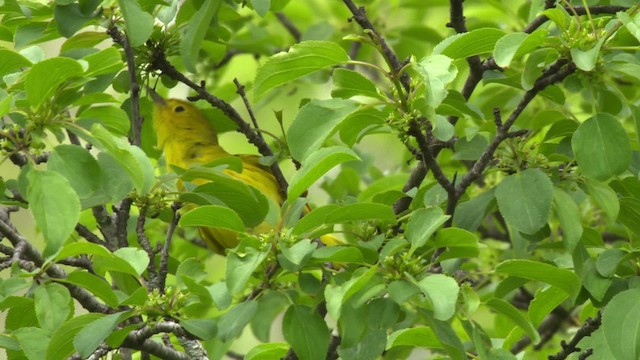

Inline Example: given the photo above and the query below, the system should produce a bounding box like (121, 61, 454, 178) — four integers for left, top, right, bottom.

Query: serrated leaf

(287, 146, 360, 202)
(254, 41, 349, 100)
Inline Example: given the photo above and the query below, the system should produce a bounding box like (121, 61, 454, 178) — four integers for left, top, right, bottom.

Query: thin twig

(75, 223, 106, 246)
(107, 27, 144, 146)
(136, 206, 158, 288)
(524, 6, 628, 34)
(547, 311, 602, 360)
(275, 12, 302, 42)
(115, 198, 133, 249)
(158, 202, 181, 293)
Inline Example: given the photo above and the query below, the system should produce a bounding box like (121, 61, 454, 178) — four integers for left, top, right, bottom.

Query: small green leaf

(180, 319, 217, 341)
(278, 239, 317, 272)
(74, 312, 128, 358)
(434, 28, 506, 59)
(572, 113, 631, 181)
(27, 170, 81, 257)
(226, 238, 270, 294)
(180, 0, 222, 72)
(496, 260, 581, 298)
(246, 343, 289, 360)
(114, 248, 150, 276)
(180, 205, 245, 232)
(117, 0, 154, 47)
(529, 286, 568, 327)
(618, 11, 640, 42)
(414, 54, 458, 113)
(406, 207, 449, 254)
(282, 305, 330, 360)
(452, 188, 495, 231)
(331, 68, 385, 100)
(596, 249, 627, 278)
(325, 266, 378, 319)
(292, 204, 340, 235)
(493, 30, 547, 67)
(254, 41, 350, 100)
(486, 298, 540, 344)
(54, 242, 112, 261)
(0, 49, 32, 77)
(34, 283, 71, 333)
(552, 189, 583, 252)
(25, 57, 84, 109)
(78, 105, 130, 136)
(495, 168, 553, 235)
(217, 301, 258, 341)
(571, 36, 606, 72)
(312, 246, 364, 263)
(324, 203, 396, 225)
(602, 288, 640, 360)
(287, 98, 358, 161)
(585, 179, 619, 220)
(418, 274, 459, 321)
(287, 146, 360, 202)
(249, 0, 270, 16)
(386, 326, 441, 350)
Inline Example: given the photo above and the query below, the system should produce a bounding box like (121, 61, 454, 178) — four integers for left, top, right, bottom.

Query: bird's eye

(174, 106, 185, 113)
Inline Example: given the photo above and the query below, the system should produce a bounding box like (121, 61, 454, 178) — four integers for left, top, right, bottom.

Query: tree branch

(275, 12, 302, 42)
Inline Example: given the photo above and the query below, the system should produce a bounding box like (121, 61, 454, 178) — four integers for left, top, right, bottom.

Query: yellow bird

(150, 89, 338, 253)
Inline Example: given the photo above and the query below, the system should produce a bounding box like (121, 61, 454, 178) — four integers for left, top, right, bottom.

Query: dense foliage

(1, 0, 640, 359)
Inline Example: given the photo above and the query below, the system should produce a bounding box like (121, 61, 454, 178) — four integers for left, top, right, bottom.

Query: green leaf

(496, 260, 581, 298)
(25, 57, 84, 109)
(217, 301, 258, 341)
(0, 49, 32, 77)
(571, 36, 606, 72)
(618, 197, 640, 236)
(596, 249, 627, 278)
(254, 41, 350, 100)
(180, 0, 222, 72)
(324, 203, 396, 225)
(117, 0, 154, 47)
(54, 1, 100, 38)
(312, 246, 364, 263)
(27, 170, 81, 257)
(249, 0, 270, 16)
(331, 68, 385, 100)
(226, 238, 270, 294)
(619, 11, 640, 42)
(34, 283, 71, 333)
(83, 47, 124, 77)
(179, 205, 245, 232)
(386, 326, 441, 349)
(78, 105, 130, 136)
(246, 343, 289, 360)
(15, 327, 50, 360)
(287, 98, 358, 161)
(434, 28, 506, 59)
(421, 311, 466, 360)
(59, 271, 119, 308)
(572, 113, 631, 181)
(406, 207, 449, 254)
(452, 188, 495, 231)
(602, 288, 640, 360)
(493, 29, 547, 67)
(282, 305, 330, 360)
(278, 239, 317, 272)
(414, 54, 458, 113)
(585, 179, 619, 220)
(418, 274, 459, 321)
(528, 286, 568, 327)
(325, 266, 378, 319)
(114, 248, 150, 276)
(251, 291, 288, 342)
(287, 146, 360, 202)
(580, 259, 611, 302)
(48, 144, 101, 199)
(180, 319, 217, 341)
(54, 242, 112, 261)
(434, 227, 479, 260)
(292, 204, 340, 235)
(552, 189, 582, 252)
(486, 298, 540, 344)
(74, 312, 128, 358)
(46, 314, 103, 360)
(495, 168, 553, 235)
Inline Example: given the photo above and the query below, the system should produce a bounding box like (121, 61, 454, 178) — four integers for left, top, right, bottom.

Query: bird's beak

(147, 86, 167, 106)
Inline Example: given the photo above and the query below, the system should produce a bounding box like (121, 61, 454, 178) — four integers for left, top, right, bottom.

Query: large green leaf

(572, 113, 631, 181)
(602, 289, 640, 360)
(25, 57, 84, 109)
(406, 207, 449, 254)
(117, 0, 154, 47)
(496, 260, 581, 298)
(34, 283, 71, 333)
(254, 41, 350, 100)
(27, 170, 81, 257)
(287, 98, 358, 161)
(179, 205, 245, 232)
(48, 145, 101, 199)
(495, 168, 553, 235)
(282, 305, 330, 360)
(418, 274, 459, 321)
(434, 28, 505, 59)
(486, 298, 540, 344)
(552, 189, 582, 252)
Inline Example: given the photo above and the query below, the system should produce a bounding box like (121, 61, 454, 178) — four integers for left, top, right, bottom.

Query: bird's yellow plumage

(150, 90, 338, 253)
